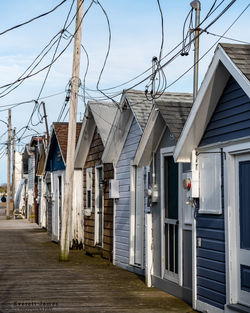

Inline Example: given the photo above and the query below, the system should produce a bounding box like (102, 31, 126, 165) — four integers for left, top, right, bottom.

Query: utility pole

(12, 128, 16, 205)
(190, 0, 201, 100)
(60, 0, 83, 261)
(6, 109, 11, 219)
(41, 101, 50, 147)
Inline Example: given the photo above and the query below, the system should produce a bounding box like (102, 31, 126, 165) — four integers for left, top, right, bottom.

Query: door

(58, 176, 62, 239)
(134, 166, 144, 266)
(46, 180, 52, 235)
(236, 154, 250, 306)
(163, 156, 179, 282)
(130, 165, 144, 267)
(95, 166, 104, 247)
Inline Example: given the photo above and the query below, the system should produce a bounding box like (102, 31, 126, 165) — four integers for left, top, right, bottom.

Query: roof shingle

(53, 122, 82, 163)
(155, 92, 193, 141)
(220, 43, 250, 82)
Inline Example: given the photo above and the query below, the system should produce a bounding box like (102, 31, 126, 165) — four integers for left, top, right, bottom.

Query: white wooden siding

(115, 118, 145, 273)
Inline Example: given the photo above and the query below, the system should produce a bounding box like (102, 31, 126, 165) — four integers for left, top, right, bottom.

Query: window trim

(197, 149, 222, 215)
(86, 167, 92, 212)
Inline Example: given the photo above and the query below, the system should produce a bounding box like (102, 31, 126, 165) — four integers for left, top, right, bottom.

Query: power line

(36, 0, 76, 100)
(165, 2, 250, 91)
(95, 1, 119, 107)
(0, 0, 68, 36)
(204, 30, 250, 44)
(0, 0, 94, 94)
(83, 0, 247, 113)
(156, 0, 164, 62)
(15, 0, 96, 143)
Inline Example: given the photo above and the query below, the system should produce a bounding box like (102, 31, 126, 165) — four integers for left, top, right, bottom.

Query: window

(199, 153, 222, 214)
(86, 168, 92, 210)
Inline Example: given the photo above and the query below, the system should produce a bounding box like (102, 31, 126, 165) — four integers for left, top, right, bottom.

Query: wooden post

(12, 128, 16, 206)
(60, 0, 83, 261)
(41, 101, 50, 147)
(6, 109, 11, 219)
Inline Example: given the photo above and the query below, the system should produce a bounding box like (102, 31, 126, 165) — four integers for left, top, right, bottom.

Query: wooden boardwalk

(0, 218, 195, 313)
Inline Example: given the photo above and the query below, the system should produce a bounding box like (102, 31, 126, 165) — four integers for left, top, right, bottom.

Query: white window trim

(197, 148, 222, 215)
(160, 146, 183, 286)
(86, 167, 92, 212)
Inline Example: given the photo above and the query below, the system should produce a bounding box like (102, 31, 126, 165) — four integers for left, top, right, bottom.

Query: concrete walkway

(0, 218, 196, 313)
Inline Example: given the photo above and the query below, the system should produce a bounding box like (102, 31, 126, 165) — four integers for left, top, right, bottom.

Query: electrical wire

(204, 30, 250, 44)
(156, 0, 164, 62)
(36, 0, 76, 101)
(0, 0, 94, 93)
(125, 0, 238, 93)
(0, 0, 67, 36)
(165, 2, 250, 91)
(94, 1, 120, 107)
(15, 0, 95, 143)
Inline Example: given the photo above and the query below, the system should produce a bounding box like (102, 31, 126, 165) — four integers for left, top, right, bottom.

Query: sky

(0, 0, 249, 184)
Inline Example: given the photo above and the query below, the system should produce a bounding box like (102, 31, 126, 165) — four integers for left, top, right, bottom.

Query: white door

(95, 166, 104, 247)
(130, 165, 144, 267)
(236, 154, 250, 306)
(134, 166, 144, 266)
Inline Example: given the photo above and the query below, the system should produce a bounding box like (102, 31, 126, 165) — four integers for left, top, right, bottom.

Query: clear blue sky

(0, 0, 249, 184)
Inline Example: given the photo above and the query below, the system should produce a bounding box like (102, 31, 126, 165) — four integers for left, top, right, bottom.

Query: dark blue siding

(197, 214, 226, 309)
(200, 76, 250, 146)
(46, 139, 65, 172)
(196, 153, 225, 309)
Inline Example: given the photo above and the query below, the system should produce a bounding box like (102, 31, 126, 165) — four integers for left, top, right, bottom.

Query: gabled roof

(74, 101, 117, 169)
(102, 89, 154, 165)
(220, 43, 250, 82)
(53, 122, 82, 164)
(156, 93, 193, 141)
(123, 89, 153, 131)
(174, 43, 250, 163)
(44, 122, 82, 173)
(133, 93, 193, 166)
(88, 101, 117, 146)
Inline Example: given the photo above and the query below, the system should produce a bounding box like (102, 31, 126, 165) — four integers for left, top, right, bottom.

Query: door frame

(160, 146, 183, 285)
(224, 141, 250, 306)
(94, 165, 104, 247)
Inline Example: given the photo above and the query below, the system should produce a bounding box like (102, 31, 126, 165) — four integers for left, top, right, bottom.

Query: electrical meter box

(182, 172, 193, 226)
(109, 179, 119, 199)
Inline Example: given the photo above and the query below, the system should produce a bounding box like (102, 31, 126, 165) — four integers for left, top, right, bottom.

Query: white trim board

(102, 108, 134, 166)
(133, 108, 166, 167)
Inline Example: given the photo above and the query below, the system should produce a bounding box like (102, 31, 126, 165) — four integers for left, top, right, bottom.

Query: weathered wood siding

(115, 117, 144, 274)
(83, 128, 114, 259)
(200, 76, 250, 146)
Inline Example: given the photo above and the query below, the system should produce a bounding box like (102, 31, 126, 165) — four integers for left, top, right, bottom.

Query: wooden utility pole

(190, 0, 201, 100)
(6, 109, 11, 219)
(60, 0, 83, 261)
(41, 101, 50, 147)
(12, 128, 16, 205)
